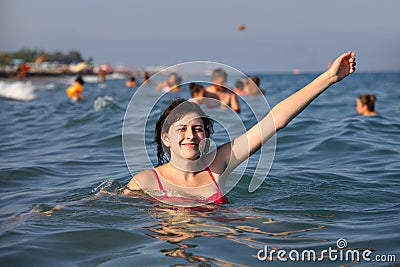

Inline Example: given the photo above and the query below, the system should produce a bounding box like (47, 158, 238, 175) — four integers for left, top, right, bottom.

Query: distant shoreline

(0, 70, 94, 79)
(0, 69, 145, 81)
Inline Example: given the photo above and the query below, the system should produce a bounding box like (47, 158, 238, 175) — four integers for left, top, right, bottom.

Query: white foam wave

(82, 73, 127, 83)
(81, 75, 100, 83)
(93, 96, 115, 111)
(41, 82, 56, 90)
(107, 73, 127, 80)
(0, 81, 36, 101)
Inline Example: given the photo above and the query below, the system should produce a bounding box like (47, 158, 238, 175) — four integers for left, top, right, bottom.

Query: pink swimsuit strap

(152, 169, 164, 191)
(204, 166, 223, 193)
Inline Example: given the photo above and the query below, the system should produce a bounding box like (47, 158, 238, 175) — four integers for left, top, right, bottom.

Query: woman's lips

(181, 143, 198, 148)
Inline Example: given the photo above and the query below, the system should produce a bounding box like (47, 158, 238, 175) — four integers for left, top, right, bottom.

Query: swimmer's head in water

(189, 83, 205, 98)
(155, 98, 214, 166)
(167, 72, 179, 85)
(357, 94, 376, 113)
(211, 68, 227, 87)
(75, 76, 85, 85)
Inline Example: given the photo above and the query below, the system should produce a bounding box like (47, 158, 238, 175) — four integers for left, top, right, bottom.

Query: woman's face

(164, 112, 206, 161)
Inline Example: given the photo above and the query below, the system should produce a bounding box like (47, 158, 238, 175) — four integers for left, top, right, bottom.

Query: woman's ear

(161, 133, 170, 148)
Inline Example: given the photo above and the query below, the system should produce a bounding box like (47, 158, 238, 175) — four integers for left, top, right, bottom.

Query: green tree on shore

(0, 49, 88, 65)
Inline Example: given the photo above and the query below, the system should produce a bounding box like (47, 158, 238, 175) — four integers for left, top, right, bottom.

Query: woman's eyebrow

(175, 123, 203, 127)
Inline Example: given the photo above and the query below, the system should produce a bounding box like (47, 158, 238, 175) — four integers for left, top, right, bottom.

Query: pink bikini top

(152, 168, 229, 204)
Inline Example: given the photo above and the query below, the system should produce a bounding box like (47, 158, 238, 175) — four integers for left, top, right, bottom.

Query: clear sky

(1, 0, 399, 73)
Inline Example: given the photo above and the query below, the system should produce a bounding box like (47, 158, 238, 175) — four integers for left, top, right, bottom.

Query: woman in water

(124, 51, 356, 204)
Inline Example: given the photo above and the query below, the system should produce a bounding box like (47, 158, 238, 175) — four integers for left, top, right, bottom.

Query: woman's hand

(326, 51, 356, 83)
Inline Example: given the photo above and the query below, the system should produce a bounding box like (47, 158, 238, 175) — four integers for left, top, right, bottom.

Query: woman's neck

(164, 161, 201, 181)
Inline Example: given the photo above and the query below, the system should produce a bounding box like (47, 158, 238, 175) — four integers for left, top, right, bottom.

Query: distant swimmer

(204, 68, 240, 113)
(234, 76, 264, 96)
(66, 76, 85, 101)
(189, 82, 221, 109)
(356, 94, 377, 116)
(98, 69, 106, 83)
(16, 64, 30, 80)
(247, 76, 264, 95)
(125, 75, 137, 88)
(189, 83, 205, 99)
(233, 79, 246, 96)
(143, 71, 151, 84)
(156, 72, 182, 92)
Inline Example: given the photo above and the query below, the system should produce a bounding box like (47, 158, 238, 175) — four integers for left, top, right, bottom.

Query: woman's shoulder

(135, 169, 155, 177)
(125, 169, 156, 191)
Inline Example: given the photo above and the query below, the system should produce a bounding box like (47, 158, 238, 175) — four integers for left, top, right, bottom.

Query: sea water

(0, 72, 399, 266)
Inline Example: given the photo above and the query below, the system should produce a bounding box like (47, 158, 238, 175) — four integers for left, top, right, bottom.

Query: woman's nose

(185, 128, 195, 139)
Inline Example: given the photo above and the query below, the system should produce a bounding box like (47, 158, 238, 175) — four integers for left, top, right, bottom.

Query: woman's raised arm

(218, 51, 356, 171)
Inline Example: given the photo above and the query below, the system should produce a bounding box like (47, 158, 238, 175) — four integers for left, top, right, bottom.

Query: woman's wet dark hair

(155, 98, 214, 166)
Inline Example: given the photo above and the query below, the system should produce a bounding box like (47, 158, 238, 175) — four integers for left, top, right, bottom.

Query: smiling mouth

(181, 143, 198, 148)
